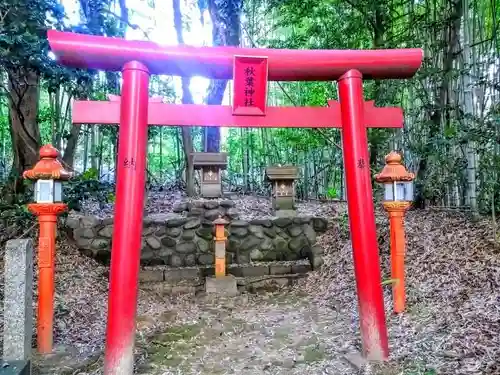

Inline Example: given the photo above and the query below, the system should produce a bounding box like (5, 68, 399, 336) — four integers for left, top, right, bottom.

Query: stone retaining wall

(172, 199, 240, 221)
(65, 213, 328, 268)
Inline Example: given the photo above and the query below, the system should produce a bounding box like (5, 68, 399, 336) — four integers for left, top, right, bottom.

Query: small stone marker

(0, 361, 30, 375)
(205, 275, 238, 296)
(2, 239, 33, 374)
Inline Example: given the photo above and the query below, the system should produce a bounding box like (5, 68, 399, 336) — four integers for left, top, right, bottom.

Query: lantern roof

(23, 145, 73, 181)
(375, 151, 415, 183)
(213, 215, 228, 225)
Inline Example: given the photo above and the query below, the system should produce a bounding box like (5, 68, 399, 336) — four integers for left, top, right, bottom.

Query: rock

(184, 218, 201, 230)
(142, 227, 155, 236)
(203, 200, 219, 210)
(161, 236, 177, 248)
(309, 253, 324, 270)
(188, 207, 205, 216)
(226, 208, 240, 219)
(184, 254, 196, 267)
(235, 253, 250, 264)
(166, 227, 182, 237)
(159, 248, 174, 258)
(230, 226, 248, 237)
(181, 230, 195, 240)
(259, 238, 273, 251)
(263, 226, 277, 238)
(81, 216, 101, 228)
(166, 217, 188, 227)
(97, 225, 113, 238)
(176, 241, 196, 254)
(145, 213, 176, 224)
(293, 216, 311, 224)
(198, 254, 214, 265)
(249, 225, 265, 239)
(204, 209, 224, 221)
(227, 238, 240, 252)
(287, 225, 303, 237)
(173, 202, 188, 213)
(191, 200, 206, 208)
(250, 219, 273, 228)
(102, 217, 114, 225)
(196, 227, 213, 240)
(140, 248, 154, 261)
(275, 227, 289, 237)
(65, 216, 80, 229)
(220, 200, 235, 208)
(200, 219, 213, 227)
(155, 227, 167, 237)
(289, 236, 308, 252)
(303, 224, 316, 244)
(240, 236, 262, 251)
(250, 249, 264, 261)
(146, 236, 161, 250)
(231, 220, 249, 227)
(312, 217, 328, 232)
(91, 238, 110, 250)
(169, 255, 183, 267)
(75, 228, 95, 239)
(75, 237, 92, 249)
(274, 217, 292, 228)
(272, 237, 288, 252)
(196, 238, 210, 253)
(311, 246, 324, 255)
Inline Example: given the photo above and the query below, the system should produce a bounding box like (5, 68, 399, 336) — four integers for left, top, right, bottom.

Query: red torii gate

(47, 30, 422, 374)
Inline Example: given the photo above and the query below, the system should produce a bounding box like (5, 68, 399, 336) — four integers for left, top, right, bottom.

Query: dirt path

(136, 291, 361, 375)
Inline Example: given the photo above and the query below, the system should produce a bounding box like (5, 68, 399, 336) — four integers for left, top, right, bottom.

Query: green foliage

(326, 187, 337, 199)
(63, 172, 114, 211)
(81, 167, 99, 181)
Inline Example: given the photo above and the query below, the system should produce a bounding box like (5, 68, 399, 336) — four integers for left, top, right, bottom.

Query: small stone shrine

(191, 152, 228, 198)
(265, 165, 299, 217)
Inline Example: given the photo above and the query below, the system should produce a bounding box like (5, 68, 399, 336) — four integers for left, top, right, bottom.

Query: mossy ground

(135, 292, 354, 375)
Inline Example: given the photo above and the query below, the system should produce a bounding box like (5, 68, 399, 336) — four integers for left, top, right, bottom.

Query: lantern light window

(383, 181, 414, 202)
(34, 179, 63, 203)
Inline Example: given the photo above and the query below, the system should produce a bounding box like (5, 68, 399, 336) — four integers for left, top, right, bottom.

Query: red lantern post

(375, 152, 415, 313)
(23, 145, 71, 354)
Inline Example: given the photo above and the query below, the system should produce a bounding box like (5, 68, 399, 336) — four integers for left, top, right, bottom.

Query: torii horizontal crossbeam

(72, 100, 403, 128)
(47, 30, 423, 81)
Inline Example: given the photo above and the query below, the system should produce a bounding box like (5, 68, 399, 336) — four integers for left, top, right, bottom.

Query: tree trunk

(415, 0, 463, 208)
(462, 0, 478, 214)
(203, 0, 244, 152)
(62, 123, 80, 167)
(7, 66, 41, 194)
(173, 0, 195, 196)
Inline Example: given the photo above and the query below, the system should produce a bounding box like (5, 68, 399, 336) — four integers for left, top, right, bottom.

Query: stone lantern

(375, 151, 415, 314)
(265, 165, 299, 217)
(191, 152, 228, 198)
(23, 145, 72, 354)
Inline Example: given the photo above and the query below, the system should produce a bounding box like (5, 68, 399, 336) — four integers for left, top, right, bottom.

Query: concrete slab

(205, 275, 238, 296)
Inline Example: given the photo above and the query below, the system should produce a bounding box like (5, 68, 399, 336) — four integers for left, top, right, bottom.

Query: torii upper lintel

(47, 30, 422, 81)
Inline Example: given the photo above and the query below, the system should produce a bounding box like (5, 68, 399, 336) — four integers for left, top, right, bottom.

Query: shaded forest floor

(1, 194, 499, 374)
